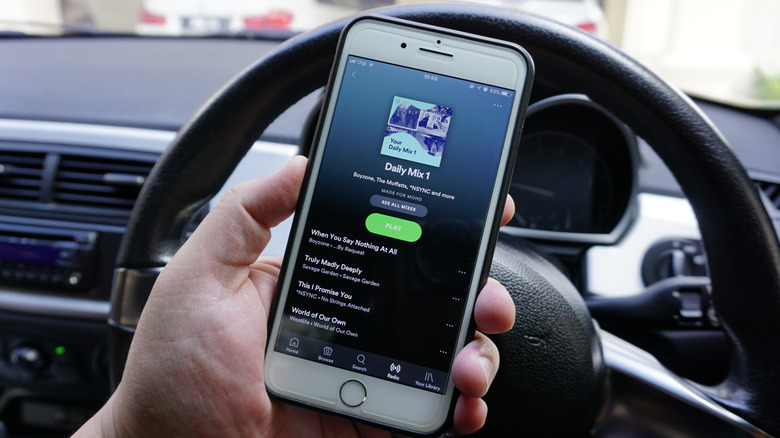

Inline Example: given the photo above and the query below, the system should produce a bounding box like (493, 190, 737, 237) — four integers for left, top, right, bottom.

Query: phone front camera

(401, 42, 407, 49)
(436, 40, 441, 45)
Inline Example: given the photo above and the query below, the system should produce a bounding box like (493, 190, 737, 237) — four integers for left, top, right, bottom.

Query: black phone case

(266, 14, 535, 436)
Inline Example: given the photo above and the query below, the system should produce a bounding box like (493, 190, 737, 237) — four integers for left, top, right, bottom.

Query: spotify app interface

(275, 56, 516, 394)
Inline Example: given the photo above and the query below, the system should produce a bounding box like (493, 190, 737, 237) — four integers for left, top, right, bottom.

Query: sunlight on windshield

(2, 0, 779, 109)
(608, 0, 780, 109)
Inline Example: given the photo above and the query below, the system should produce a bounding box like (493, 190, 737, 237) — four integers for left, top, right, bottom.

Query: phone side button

(340, 380, 367, 407)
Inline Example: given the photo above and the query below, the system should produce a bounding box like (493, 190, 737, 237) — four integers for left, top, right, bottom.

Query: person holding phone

(263, 17, 531, 434)
(74, 155, 517, 437)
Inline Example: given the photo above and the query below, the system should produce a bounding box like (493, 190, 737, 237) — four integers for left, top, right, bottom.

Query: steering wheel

(108, 4, 780, 436)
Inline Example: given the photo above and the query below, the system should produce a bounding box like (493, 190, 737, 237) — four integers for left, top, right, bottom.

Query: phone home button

(340, 380, 367, 407)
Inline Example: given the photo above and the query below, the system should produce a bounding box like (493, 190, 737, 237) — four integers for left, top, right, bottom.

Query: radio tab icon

(389, 363, 402, 374)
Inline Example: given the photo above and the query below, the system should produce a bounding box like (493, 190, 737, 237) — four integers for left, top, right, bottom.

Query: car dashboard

(1, 36, 779, 436)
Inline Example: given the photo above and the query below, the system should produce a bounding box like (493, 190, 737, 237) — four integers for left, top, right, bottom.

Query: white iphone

(265, 16, 533, 435)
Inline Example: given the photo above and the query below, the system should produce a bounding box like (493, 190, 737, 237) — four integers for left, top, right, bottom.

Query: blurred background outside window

(2, 0, 779, 109)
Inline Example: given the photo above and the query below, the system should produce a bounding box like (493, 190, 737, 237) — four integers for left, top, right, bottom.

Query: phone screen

(274, 55, 516, 394)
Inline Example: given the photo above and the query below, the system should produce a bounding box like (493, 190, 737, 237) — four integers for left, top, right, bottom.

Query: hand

(75, 156, 516, 437)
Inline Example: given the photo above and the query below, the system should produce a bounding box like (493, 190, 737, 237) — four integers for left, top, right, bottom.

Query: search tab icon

(357, 354, 366, 364)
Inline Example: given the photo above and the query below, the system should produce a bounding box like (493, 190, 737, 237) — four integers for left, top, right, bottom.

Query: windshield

(2, 0, 779, 109)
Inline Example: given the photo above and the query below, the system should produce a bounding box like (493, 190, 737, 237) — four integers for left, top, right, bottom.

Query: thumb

(171, 155, 307, 290)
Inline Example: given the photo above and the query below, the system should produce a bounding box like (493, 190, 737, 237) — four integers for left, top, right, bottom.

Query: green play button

(365, 213, 422, 242)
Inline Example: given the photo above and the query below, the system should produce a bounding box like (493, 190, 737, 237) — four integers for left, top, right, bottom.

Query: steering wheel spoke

(110, 267, 163, 329)
(596, 330, 770, 437)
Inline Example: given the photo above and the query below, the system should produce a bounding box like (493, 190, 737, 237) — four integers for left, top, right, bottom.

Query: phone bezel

(264, 15, 534, 435)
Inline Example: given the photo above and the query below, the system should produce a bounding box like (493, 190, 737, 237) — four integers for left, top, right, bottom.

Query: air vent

(0, 143, 158, 225)
(53, 154, 154, 211)
(756, 180, 780, 211)
(0, 150, 46, 201)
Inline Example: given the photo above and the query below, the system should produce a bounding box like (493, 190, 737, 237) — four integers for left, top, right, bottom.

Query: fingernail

(479, 356, 493, 383)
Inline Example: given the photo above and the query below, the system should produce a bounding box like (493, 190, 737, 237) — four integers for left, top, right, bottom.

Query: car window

(1, 0, 778, 109)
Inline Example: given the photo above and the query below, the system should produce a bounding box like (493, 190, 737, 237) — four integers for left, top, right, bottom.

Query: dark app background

(275, 56, 516, 393)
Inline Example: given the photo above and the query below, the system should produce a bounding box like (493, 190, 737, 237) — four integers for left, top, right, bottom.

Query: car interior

(1, 1, 779, 437)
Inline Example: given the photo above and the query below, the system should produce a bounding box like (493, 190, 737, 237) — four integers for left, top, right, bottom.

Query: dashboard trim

(0, 119, 174, 153)
(0, 118, 299, 157)
(0, 290, 109, 321)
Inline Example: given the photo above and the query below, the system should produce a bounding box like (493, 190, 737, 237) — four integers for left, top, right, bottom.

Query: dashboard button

(10, 345, 48, 374)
